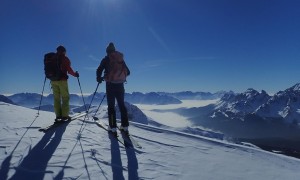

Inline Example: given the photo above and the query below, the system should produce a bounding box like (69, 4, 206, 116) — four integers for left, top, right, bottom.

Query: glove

(97, 76, 104, 83)
(75, 71, 79, 77)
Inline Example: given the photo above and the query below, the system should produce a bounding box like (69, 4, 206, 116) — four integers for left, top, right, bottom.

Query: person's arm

(124, 62, 130, 76)
(96, 57, 107, 82)
(65, 57, 78, 77)
(97, 57, 107, 78)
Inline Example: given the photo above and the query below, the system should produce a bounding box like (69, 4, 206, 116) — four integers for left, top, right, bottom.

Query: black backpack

(44, 52, 63, 81)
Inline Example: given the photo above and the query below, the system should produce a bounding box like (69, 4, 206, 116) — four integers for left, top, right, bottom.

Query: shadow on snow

(9, 122, 68, 180)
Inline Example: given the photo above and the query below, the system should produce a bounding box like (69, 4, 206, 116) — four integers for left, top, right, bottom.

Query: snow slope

(1, 103, 300, 180)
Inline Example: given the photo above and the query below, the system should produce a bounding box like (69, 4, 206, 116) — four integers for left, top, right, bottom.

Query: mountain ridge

(213, 83, 300, 124)
(1, 91, 227, 108)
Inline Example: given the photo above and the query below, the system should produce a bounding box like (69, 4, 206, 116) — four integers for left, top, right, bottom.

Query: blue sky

(0, 0, 299, 94)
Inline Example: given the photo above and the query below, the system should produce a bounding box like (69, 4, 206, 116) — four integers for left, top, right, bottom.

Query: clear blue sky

(0, 0, 299, 94)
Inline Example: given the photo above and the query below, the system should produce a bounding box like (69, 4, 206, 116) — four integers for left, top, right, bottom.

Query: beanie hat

(106, 42, 115, 54)
(56, 45, 66, 53)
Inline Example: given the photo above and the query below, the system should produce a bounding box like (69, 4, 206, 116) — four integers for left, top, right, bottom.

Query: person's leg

(51, 81, 62, 119)
(106, 83, 117, 129)
(115, 83, 129, 128)
(60, 80, 70, 119)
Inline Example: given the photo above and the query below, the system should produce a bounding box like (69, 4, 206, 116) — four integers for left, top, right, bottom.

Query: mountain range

(1, 84, 300, 157)
(2, 85, 299, 127)
(157, 91, 227, 100)
(169, 83, 300, 126)
(170, 83, 300, 155)
(2, 91, 227, 108)
(213, 83, 300, 124)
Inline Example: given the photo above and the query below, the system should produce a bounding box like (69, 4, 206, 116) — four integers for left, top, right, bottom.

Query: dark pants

(106, 82, 129, 128)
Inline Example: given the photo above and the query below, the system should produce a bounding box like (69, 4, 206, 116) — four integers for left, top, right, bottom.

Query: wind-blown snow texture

(1, 103, 300, 180)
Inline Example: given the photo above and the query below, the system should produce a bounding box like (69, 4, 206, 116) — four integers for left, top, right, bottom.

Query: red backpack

(106, 51, 127, 83)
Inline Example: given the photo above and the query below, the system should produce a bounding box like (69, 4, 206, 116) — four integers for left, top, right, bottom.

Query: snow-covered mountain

(116, 102, 148, 125)
(7, 93, 43, 108)
(212, 83, 300, 124)
(125, 92, 182, 105)
(1, 102, 300, 180)
(0, 95, 15, 105)
(7, 93, 101, 108)
(97, 102, 149, 125)
(170, 84, 300, 154)
(255, 83, 300, 124)
(89, 92, 182, 105)
(213, 88, 271, 118)
(3, 91, 183, 108)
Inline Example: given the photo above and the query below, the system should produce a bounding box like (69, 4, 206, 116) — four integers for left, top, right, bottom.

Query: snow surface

(1, 102, 300, 180)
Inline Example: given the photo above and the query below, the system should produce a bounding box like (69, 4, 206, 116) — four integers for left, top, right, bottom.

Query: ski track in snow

(1, 102, 300, 180)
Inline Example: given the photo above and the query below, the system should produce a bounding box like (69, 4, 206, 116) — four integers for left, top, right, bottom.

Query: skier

(51, 45, 79, 121)
(96, 42, 130, 135)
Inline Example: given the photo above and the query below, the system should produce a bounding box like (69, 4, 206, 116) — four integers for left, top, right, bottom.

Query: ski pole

(77, 82, 100, 136)
(86, 82, 100, 113)
(93, 94, 106, 120)
(76, 75, 88, 113)
(37, 76, 47, 115)
(80, 82, 99, 121)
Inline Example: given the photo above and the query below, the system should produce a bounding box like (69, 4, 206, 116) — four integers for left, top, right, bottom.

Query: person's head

(56, 45, 66, 55)
(106, 42, 115, 54)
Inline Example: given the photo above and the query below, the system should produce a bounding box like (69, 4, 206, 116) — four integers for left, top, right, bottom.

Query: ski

(118, 127, 142, 149)
(39, 112, 87, 132)
(94, 121, 129, 148)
